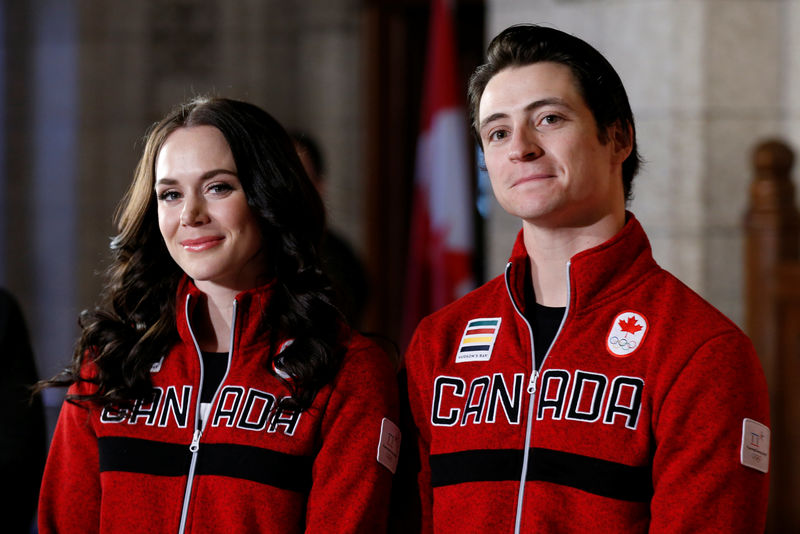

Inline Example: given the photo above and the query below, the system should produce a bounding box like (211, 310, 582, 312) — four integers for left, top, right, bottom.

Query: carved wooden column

(774, 261, 800, 532)
(745, 140, 799, 376)
(744, 139, 800, 532)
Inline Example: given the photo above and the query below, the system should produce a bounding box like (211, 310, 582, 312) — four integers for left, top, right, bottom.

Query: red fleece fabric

(403, 213, 769, 533)
(39, 278, 399, 533)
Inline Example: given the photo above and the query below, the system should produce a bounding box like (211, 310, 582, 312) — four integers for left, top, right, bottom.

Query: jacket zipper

(177, 296, 238, 534)
(505, 260, 572, 534)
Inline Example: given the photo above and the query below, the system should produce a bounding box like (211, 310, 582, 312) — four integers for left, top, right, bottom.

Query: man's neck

(522, 210, 625, 307)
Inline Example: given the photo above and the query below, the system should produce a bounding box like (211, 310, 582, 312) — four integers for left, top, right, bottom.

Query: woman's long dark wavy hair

(40, 96, 345, 410)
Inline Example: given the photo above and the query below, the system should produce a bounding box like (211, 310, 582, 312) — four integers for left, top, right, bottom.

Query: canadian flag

(402, 0, 475, 347)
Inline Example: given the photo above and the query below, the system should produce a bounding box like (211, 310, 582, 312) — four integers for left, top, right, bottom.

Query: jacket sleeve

(649, 331, 770, 532)
(304, 338, 400, 533)
(38, 385, 102, 534)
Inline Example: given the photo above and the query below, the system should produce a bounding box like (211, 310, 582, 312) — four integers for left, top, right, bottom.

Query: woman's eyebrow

(154, 168, 238, 187)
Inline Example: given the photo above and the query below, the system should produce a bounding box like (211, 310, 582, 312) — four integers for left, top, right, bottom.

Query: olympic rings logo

(606, 311, 648, 358)
(608, 336, 636, 351)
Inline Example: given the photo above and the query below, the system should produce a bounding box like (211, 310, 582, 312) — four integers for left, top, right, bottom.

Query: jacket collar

(507, 211, 657, 313)
(175, 275, 277, 353)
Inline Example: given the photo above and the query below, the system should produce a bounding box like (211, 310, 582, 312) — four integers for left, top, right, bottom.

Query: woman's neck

(191, 284, 238, 352)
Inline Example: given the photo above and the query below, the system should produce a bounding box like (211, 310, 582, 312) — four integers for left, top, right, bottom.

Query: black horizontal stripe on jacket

(98, 436, 313, 493)
(429, 447, 653, 502)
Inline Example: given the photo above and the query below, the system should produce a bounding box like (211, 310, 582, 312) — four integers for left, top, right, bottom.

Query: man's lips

(180, 236, 224, 251)
(512, 173, 555, 187)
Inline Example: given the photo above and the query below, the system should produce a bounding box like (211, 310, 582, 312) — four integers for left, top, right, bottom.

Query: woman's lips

(180, 236, 224, 251)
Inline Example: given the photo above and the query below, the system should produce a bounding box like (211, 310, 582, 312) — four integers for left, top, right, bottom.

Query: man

(401, 25, 770, 533)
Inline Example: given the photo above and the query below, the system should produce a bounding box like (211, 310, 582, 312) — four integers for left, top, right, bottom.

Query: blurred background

(1, 0, 799, 531)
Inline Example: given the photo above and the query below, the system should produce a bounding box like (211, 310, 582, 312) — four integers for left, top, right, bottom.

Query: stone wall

(483, 0, 800, 327)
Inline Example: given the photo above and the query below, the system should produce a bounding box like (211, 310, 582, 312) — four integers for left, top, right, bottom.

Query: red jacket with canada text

(39, 277, 400, 534)
(403, 213, 770, 533)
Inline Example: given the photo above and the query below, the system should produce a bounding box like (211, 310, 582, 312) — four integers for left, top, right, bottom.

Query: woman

(38, 97, 400, 533)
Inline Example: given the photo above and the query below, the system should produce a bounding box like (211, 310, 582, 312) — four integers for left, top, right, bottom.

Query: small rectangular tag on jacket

(740, 418, 770, 473)
(377, 417, 401, 473)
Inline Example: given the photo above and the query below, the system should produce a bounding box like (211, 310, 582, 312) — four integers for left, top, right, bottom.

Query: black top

(200, 351, 229, 403)
(523, 273, 565, 370)
(530, 303, 565, 370)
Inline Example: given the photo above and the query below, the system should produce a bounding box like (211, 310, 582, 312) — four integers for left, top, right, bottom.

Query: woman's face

(154, 125, 266, 293)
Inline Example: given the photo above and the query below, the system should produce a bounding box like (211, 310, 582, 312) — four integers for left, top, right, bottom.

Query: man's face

(478, 62, 629, 229)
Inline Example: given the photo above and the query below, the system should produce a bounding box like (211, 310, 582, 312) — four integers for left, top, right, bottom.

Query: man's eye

(489, 130, 508, 141)
(542, 115, 562, 125)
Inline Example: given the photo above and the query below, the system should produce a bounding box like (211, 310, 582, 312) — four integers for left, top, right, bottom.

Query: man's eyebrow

(478, 112, 509, 133)
(479, 97, 571, 132)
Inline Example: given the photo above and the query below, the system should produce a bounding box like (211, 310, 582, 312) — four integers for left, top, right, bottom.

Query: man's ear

(609, 121, 634, 164)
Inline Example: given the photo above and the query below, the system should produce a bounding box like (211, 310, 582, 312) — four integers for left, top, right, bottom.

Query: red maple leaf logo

(618, 316, 643, 337)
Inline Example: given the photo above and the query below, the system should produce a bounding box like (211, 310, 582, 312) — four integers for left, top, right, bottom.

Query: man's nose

(508, 128, 542, 161)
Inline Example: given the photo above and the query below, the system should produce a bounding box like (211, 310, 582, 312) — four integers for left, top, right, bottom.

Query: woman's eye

(157, 190, 180, 201)
(207, 183, 233, 195)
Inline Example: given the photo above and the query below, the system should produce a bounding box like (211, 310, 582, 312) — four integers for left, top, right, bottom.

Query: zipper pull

(527, 370, 539, 395)
(189, 428, 202, 453)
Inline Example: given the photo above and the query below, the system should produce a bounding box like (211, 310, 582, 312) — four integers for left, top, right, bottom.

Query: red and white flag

(402, 0, 475, 347)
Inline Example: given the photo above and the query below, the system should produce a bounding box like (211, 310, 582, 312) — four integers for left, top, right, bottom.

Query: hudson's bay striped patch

(456, 318, 502, 363)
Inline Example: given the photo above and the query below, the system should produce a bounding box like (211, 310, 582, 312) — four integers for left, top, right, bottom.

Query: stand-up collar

(175, 275, 277, 352)
(507, 212, 657, 313)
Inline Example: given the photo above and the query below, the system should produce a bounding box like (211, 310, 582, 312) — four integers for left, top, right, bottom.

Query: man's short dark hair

(468, 24, 642, 200)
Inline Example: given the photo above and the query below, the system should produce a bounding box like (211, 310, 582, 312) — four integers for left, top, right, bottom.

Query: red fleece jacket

(39, 278, 400, 534)
(403, 214, 770, 533)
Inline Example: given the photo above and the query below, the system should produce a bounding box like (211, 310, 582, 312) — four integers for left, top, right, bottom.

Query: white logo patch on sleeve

(740, 418, 770, 473)
(377, 417, 401, 474)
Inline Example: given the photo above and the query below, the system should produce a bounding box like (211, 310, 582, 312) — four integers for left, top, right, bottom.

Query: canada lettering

(432, 373, 525, 426)
(430, 370, 644, 430)
(101, 384, 302, 435)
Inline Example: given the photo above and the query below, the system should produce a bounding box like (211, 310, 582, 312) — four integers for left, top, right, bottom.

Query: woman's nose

(180, 196, 209, 226)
